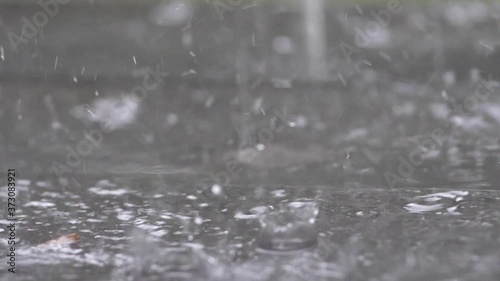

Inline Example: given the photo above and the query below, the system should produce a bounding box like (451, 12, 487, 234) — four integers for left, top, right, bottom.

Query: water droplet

(194, 216, 203, 225)
(211, 184, 222, 195)
(167, 113, 179, 125)
(272, 36, 294, 54)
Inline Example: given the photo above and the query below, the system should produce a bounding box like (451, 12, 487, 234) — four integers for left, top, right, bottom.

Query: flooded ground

(1, 1, 500, 280)
(3, 178, 500, 281)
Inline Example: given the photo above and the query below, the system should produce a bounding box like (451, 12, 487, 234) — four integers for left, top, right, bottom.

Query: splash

(257, 199, 319, 251)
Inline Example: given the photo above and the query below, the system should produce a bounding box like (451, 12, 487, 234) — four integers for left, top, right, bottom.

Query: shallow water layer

(1, 176, 500, 281)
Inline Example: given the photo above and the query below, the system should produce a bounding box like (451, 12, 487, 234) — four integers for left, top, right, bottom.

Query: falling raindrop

(166, 113, 179, 126)
(272, 36, 294, 55)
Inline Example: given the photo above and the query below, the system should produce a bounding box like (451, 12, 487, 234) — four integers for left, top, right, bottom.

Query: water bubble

(257, 199, 319, 251)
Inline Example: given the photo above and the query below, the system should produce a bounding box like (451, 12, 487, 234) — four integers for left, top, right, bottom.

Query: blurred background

(2, 1, 500, 280)
(2, 0, 500, 186)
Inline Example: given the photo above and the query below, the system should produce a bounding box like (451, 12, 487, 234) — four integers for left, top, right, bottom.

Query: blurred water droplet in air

(70, 95, 140, 130)
(151, 0, 192, 27)
(272, 36, 294, 55)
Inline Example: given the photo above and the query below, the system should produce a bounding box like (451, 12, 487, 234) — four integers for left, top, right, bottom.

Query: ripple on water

(257, 199, 319, 252)
(87, 179, 129, 196)
(24, 201, 56, 208)
(88, 187, 129, 196)
(404, 190, 469, 214)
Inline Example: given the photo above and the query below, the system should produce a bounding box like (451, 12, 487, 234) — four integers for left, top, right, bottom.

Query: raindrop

(252, 97, 263, 113)
(479, 41, 494, 51)
(211, 184, 222, 195)
(166, 113, 179, 125)
(151, 0, 192, 27)
(272, 36, 294, 55)
(355, 4, 363, 15)
(442, 70, 455, 87)
(205, 95, 215, 108)
(338, 72, 346, 86)
(182, 31, 193, 47)
(194, 216, 203, 225)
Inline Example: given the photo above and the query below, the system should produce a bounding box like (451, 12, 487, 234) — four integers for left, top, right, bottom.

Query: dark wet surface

(1, 1, 500, 280)
(2, 178, 500, 280)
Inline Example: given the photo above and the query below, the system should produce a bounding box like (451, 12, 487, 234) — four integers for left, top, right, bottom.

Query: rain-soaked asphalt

(2, 1, 500, 281)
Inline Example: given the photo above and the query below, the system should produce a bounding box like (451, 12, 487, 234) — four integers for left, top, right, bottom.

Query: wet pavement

(1, 1, 500, 281)
(2, 178, 500, 280)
